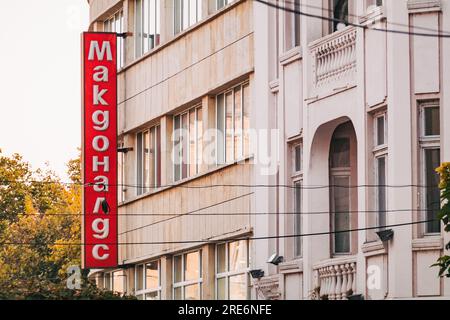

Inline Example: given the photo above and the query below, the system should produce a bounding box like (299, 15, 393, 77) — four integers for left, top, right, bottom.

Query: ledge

(412, 236, 443, 251)
(279, 259, 303, 274)
(407, 0, 441, 13)
(359, 6, 386, 25)
(362, 240, 387, 257)
(279, 46, 303, 66)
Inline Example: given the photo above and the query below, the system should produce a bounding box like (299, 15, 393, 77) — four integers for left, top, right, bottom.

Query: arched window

(329, 122, 356, 255)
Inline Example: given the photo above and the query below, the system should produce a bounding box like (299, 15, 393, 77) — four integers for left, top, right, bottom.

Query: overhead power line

(0, 219, 438, 246)
(255, 0, 450, 38)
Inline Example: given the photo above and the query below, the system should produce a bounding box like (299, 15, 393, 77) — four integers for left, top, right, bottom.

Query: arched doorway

(329, 121, 358, 256)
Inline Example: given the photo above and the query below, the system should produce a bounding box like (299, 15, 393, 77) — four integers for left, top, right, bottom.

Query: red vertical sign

(82, 32, 118, 268)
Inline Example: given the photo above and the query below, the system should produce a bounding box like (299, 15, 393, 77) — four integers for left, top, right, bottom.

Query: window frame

(373, 111, 388, 231)
(419, 101, 441, 235)
(135, 0, 161, 59)
(104, 10, 125, 69)
(173, 0, 202, 35)
(135, 260, 162, 300)
(291, 142, 303, 258)
(215, 81, 250, 166)
(136, 124, 161, 195)
(173, 250, 203, 300)
(173, 105, 203, 182)
(215, 240, 250, 300)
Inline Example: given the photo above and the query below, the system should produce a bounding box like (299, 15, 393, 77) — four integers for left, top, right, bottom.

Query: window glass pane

(149, 0, 156, 49)
(196, 108, 203, 174)
(105, 273, 111, 290)
(234, 87, 242, 159)
(146, 291, 159, 300)
(243, 84, 250, 157)
(217, 94, 225, 164)
(155, 0, 161, 45)
(146, 261, 159, 290)
(182, 0, 189, 30)
(330, 138, 350, 168)
(113, 271, 124, 293)
(377, 157, 387, 228)
(143, 0, 149, 53)
(135, 0, 142, 56)
(294, 0, 300, 46)
(294, 181, 302, 257)
(424, 107, 440, 136)
(184, 284, 200, 300)
(189, 0, 197, 26)
(136, 265, 144, 291)
(182, 113, 189, 179)
(217, 0, 226, 10)
(333, 0, 349, 31)
(332, 176, 350, 253)
(174, 0, 182, 34)
(217, 277, 227, 299)
(156, 125, 161, 187)
(225, 91, 234, 163)
(174, 287, 182, 300)
(174, 255, 182, 283)
(217, 243, 226, 273)
(229, 241, 247, 272)
(294, 145, 302, 172)
(229, 274, 247, 300)
(184, 251, 200, 281)
(425, 149, 441, 233)
(150, 127, 157, 188)
(377, 116, 385, 146)
(189, 109, 196, 177)
(137, 132, 143, 195)
(143, 131, 150, 191)
(174, 116, 181, 182)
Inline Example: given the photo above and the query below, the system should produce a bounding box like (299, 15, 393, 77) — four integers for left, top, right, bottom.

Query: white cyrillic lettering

(93, 85, 108, 106)
(92, 136, 110, 152)
(88, 41, 112, 61)
(92, 218, 110, 239)
(93, 65, 109, 82)
(92, 244, 110, 261)
(93, 156, 110, 172)
(93, 176, 109, 192)
(92, 110, 109, 131)
(93, 197, 106, 214)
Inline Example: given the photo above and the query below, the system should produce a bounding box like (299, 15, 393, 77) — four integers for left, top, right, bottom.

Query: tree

(434, 163, 450, 278)
(0, 151, 134, 300)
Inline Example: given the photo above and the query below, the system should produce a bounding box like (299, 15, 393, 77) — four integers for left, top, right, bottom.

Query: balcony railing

(309, 26, 357, 92)
(313, 256, 357, 300)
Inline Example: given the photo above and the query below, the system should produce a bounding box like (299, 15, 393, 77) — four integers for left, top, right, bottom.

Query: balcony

(309, 26, 357, 97)
(313, 256, 357, 300)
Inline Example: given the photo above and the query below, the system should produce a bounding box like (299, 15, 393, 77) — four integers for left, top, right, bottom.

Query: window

(216, 82, 251, 165)
(118, 141, 126, 203)
(419, 102, 441, 234)
(135, 0, 161, 58)
(329, 123, 354, 255)
(216, 240, 249, 300)
(173, 251, 202, 300)
(373, 113, 388, 230)
(137, 125, 161, 195)
(104, 10, 125, 69)
(174, 0, 202, 35)
(331, 0, 349, 32)
(285, 0, 301, 50)
(103, 271, 125, 294)
(291, 143, 303, 257)
(173, 106, 203, 182)
(135, 261, 161, 300)
(217, 0, 233, 10)
(366, 0, 383, 10)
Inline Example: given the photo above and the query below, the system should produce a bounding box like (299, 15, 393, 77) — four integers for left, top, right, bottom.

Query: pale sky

(0, 1, 89, 181)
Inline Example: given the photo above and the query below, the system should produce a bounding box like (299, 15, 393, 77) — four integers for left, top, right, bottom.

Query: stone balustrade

(310, 26, 357, 89)
(313, 256, 357, 300)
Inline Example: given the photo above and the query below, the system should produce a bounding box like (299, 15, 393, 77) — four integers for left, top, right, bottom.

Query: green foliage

(0, 150, 133, 300)
(433, 163, 450, 277)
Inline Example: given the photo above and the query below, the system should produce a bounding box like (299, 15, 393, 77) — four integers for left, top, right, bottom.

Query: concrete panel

(284, 273, 303, 300)
(416, 250, 441, 297)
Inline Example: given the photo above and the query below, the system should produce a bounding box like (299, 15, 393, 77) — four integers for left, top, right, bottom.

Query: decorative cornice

(407, 0, 442, 13)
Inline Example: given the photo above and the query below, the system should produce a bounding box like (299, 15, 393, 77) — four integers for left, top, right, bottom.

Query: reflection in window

(173, 251, 202, 300)
(137, 125, 161, 195)
(332, 0, 349, 32)
(135, 261, 161, 300)
(215, 240, 249, 300)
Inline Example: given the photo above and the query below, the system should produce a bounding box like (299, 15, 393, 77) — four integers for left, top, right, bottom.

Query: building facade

(87, 0, 450, 300)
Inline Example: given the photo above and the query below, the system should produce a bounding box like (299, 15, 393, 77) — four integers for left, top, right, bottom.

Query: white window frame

(215, 240, 250, 300)
(103, 270, 126, 293)
(373, 111, 388, 230)
(104, 10, 125, 69)
(174, 0, 202, 35)
(291, 142, 303, 258)
(135, 260, 162, 300)
(215, 81, 250, 166)
(173, 250, 203, 300)
(173, 105, 203, 182)
(419, 101, 441, 235)
(136, 125, 161, 195)
(135, 0, 161, 58)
